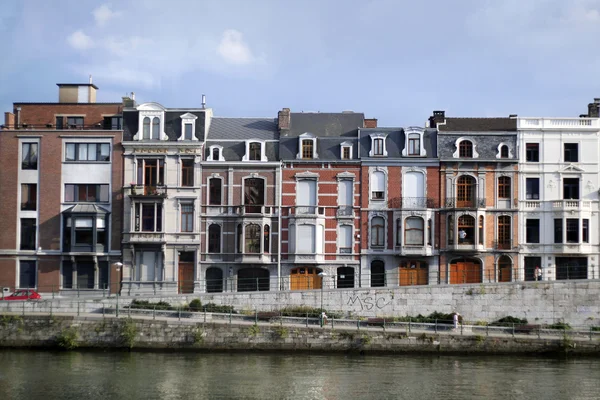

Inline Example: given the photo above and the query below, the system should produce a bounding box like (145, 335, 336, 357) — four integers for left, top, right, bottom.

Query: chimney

(588, 101, 599, 118)
(509, 114, 517, 118)
(201, 94, 206, 109)
(122, 96, 134, 108)
(428, 110, 445, 128)
(4, 112, 15, 128)
(278, 108, 290, 130)
(364, 118, 378, 128)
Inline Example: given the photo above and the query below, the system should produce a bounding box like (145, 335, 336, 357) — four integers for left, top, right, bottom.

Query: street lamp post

(318, 272, 327, 327)
(112, 262, 123, 317)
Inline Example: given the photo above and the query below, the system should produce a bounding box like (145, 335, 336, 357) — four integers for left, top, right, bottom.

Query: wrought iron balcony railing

(444, 197, 486, 208)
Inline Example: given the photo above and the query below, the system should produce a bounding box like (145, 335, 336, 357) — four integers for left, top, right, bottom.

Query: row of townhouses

(1, 82, 599, 296)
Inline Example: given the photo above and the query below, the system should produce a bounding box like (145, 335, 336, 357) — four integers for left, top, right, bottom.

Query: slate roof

(62, 204, 109, 214)
(283, 112, 364, 137)
(122, 110, 207, 141)
(438, 118, 517, 132)
(359, 128, 438, 159)
(207, 117, 278, 141)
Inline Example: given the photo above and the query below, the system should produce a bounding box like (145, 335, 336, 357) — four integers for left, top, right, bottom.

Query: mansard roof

(438, 118, 517, 132)
(284, 112, 364, 137)
(207, 117, 278, 141)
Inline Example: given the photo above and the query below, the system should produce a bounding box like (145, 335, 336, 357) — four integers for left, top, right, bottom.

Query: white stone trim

(452, 137, 479, 159)
(207, 145, 224, 161)
(402, 127, 426, 157)
(179, 113, 198, 141)
(242, 139, 268, 161)
(369, 133, 388, 157)
(297, 133, 318, 159)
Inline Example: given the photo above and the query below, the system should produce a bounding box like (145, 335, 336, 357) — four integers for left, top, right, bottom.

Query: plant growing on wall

(120, 318, 138, 349)
(56, 327, 79, 350)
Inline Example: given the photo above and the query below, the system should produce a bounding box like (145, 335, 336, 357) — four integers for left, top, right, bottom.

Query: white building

(518, 114, 600, 281)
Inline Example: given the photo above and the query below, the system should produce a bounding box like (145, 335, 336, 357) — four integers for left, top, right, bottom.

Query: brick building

(0, 82, 124, 295)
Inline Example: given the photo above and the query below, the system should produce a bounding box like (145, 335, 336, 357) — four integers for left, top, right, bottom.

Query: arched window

(479, 216, 484, 245)
(498, 255, 512, 282)
(458, 215, 475, 244)
(245, 224, 261, 253)
(371, 217, 385, 247)
(143, 117, 150, 139)
(459, 140, 473, 158)
(151, 117, 160, 140)
(208, 224, 221, 253)
(448, 215, 454, 245)
(408, 133, 421, 156)
(457, 175, 476, 207)
(263, 225, 270, 253)
(212, 148, 220, 160)
(404, 217, 424, 246)
(498, 176, 511, 199)
(500, 145, 509, 158)
(497, 216, 510, 249)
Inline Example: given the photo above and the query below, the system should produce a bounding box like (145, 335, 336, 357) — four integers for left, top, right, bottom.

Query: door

(178, 262, 194, 294)
(290, 267, 322, 290)
(399, 261, 428, 286)
(450, 259, 481, 284)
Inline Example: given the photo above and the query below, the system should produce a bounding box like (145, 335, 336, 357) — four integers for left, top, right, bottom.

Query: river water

(0, 350, 599, 399)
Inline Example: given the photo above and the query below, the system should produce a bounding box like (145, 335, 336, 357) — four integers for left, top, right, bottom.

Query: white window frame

(370, 168, 387, 201)
(369, 133, 388, 157)
(338, 224, 353, 254)
(296, 133, 318, 159)
(179, 113, 198, 141)
(136, 103, 166, 141)
(207, 145, 224, 161)
(452, 137, 479, 159)
(496, 143, 513, 159)
(242, 139, 267, 161)
(340, 141, 353, 160)
(402, 127, 426, 157)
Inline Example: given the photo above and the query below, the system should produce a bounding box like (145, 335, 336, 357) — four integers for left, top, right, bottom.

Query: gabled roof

(438, 118, 517, 132)
(207, 117, 278, 141)
(62, 204, 109, 214)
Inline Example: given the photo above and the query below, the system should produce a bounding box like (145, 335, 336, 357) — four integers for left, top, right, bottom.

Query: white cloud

(67, 30, 94, 50)
(217, 29, 256, 65)
(93, 4, 121, 27)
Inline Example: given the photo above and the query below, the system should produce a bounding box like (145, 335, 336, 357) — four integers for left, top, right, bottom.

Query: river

(0, 350, 598, 399)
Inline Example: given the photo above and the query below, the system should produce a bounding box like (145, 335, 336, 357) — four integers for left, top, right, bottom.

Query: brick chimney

(364, 118, 378, 128)
(278, 108, 290, 130)
(4, 112, 15, 129)
(428, 110, 445, 128)
(588, 98, 600, 118)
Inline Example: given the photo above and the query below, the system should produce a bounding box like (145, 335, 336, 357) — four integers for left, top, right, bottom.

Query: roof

(207, 117, 278, 141)
(57, 83, 99, 89)
(62, 204, 109, 214)
(285, 112, 364, 137)
(438, 118, 517, 132)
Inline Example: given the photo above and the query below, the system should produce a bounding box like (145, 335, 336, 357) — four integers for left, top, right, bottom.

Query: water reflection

(0, 351, 599, 399)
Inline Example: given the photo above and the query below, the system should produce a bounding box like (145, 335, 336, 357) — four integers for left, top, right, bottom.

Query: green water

(0, 350, 599, 399)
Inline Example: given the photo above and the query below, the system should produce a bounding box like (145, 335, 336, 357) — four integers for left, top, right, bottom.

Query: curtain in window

(405, 217, 424, 245)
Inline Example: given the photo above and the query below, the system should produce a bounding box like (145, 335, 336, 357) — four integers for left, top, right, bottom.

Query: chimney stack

(364, 118, 378, 128)
(428, 110, 445, 128)
(4, 112, 15, 129)
(201, 94, 206, 109)
(278, 108, 290, 130)
(588, 101, 599, 118)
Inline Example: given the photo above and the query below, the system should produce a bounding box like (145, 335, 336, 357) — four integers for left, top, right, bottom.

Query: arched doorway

(290, 267, 322, 290)
(206, 267, 223, 293)
(371, 260, 385, 287)
(399, 260, 428, 286)
(449, 258, 481, 284)
(337, 267, 354, 288)
(498, 256, 512, 282)
(238, 268, 270, 292)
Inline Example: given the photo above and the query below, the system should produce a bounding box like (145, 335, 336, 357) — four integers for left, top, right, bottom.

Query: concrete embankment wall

(20, 280, 600, 326)
(1, 315, 599, 355)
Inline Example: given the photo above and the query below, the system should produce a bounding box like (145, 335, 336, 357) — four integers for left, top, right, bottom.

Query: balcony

(552, 200, 592, 210)
(444, 197, 486, 209)
(493, 240, 514, 250)
(235, 205, 276, 216)
(552, 243, 594, 254)
(128, 185, 167, 198)
(389, 197, 437, 209)
(336, 206, 354, 218)
(518, 117, 600, 131)
(290, 206, 325, 217)
(395, 245, 435, 256)
(126, 232, 166, 244)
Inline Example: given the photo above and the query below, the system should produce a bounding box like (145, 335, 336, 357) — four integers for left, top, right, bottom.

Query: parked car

(3, 289, 41, 301)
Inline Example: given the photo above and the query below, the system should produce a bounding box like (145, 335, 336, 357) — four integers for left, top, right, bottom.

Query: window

(500, 145, 509, 158)
(22, 143, 38, 170)
(564, 143, 578, 162)
(302, 139, 314, 159)
(181, 159, 194, 187)
(338, 179, 353, 208)
(65, 143, 110, 162)
(526, 178, 540, 200)
(184, 123, 193, 140)
(66, 117, 84, 129)
(498, 176, 511, 199)
(19, 261, 36, 288)
(457, 175, 475, 207)
(134, 203, 162, 232)
(478, 216, 484, 245)
(457, 215, 475, 244)
(408, 134, 420, 156)
(143, 117, 150, 139)
(264, 225, 270, 253)
(341, 146, 351, 159)
(448, 215, 454, 245)
(497, 216, 510, 249)
(371, 171, 385, 200)
(20, 218, 36, 250)
(21, 184, 37, 210)
(339, 225, 352, 253)
(373, 138, 384, 156)
(244, 178, 265, 213)
(526, 219, 540, 243)
(404, 217, 424, 246)
(583, 219, 589, 243)
(459, 140, 473, 158)
(103, 116, 122, 130)
(371, 217, 385, 247)
(181, 203, 194, 232)
(249, 142, 261, 161)
(554, 219, 563, 244)
(563, 178, 579, 200)
(63, 214, 107, 252)
(427, 219, 432, 246)
(209, 178, 222, 205)
(208, 224, 221, 253)
(236, 224, 242, 253)
(64, 184, 109, 202)
(566, 219, 579, 243)
(211, 147, 221, 161)
(152, 117, 160, 139)
(137, 159, 164, 187)
(297, 180, 317, 214)
(297, 225, 316, 253)
(526, 143, 539, 162)
(245, 224, 261, 253)
(396, 219, 402, 245)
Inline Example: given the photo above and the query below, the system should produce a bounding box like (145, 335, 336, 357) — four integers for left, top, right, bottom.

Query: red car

(3, 289, 42, 301)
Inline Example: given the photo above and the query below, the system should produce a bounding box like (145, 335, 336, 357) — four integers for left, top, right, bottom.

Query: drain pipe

(277, 162, 282, 290)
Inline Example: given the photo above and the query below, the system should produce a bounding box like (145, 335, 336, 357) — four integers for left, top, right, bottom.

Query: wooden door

(178, 262, 194, 294)
(399, 261, 428, 286)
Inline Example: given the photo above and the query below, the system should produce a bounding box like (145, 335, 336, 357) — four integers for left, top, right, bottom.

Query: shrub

(490, 316, 528, 327)
(188, 299, 202, 311)
(128, 300, 173, 311)
(278, 306, 342, 319)
(202, 303, 236, 314)
(546, 322, 572, 330)
(56, 327, 79, 350)
(120, 318, 138, 349)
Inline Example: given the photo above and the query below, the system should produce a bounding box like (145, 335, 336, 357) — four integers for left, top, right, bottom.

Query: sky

(1, 0, 599, 126)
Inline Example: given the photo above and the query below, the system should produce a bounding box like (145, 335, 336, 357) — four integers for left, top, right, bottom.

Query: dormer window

(242, 140, 267, 161)
(402, 127, 426, 157)
(369, 133, 388, 157)
(296, 133, 318, 160)
(208, 145, 224, 161)
(459, 140, 473, 157)
(340, 141, 353, 160)
(179, 113, 198, 141)
(500, 145, 509, 158)
(408, 134, 420, 155)
(136, 102, 166, 141)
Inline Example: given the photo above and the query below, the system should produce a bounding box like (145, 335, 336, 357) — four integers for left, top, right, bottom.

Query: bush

(188, 299, 202, 311)
(396, 312, 454, 324)
(490, 316, 528, 327)
(56, 327, 79, 350)
(546, 322, 572, 330)
(202, 303, 236, 314)
(278, 306, 342, 319)
(128, 300, 173, 311)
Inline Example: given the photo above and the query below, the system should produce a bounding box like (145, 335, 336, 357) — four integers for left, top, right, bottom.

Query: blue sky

(1, 0, 599, 126)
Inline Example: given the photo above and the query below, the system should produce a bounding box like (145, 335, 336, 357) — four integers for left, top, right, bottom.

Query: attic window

(208, 145, 224, 161)
(402, 127, 426, 157)
(136, 102, 166, 141)
(179, 113, 198, 141)
(340, 142, 353, 160)
(242, 140, 267, 162)
(369, 133, 388, 157)
(296, 133, 318, 160)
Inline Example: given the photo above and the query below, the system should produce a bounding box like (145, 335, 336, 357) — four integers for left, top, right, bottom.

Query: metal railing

(444, 197, 487, 208)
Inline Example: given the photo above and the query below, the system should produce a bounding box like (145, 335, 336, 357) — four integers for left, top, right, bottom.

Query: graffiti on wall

(347, 294, 392, 311)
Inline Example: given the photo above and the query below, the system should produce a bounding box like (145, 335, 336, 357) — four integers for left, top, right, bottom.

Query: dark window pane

(19, 261, 36, 288)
